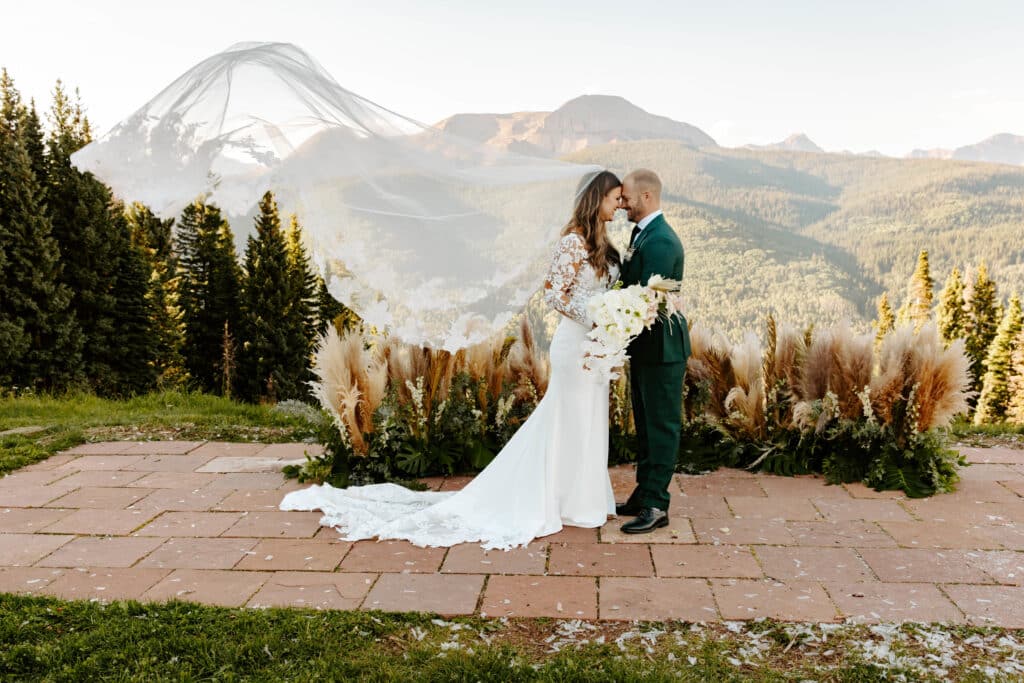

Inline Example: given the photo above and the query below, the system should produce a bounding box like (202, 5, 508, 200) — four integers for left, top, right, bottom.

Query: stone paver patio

(3, 440, 1024, 625)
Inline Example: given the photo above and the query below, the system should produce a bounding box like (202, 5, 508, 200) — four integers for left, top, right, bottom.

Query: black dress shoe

(620, 507, 668, 534)
(615, 501, 642, 516)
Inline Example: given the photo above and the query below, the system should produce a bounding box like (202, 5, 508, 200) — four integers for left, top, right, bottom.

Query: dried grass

(724, 332, 766, 438)
(686, 324, 735, 419)
(797, 321, 873, 420)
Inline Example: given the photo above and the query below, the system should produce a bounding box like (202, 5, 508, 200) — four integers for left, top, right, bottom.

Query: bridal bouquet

(582, 275, 685, 379)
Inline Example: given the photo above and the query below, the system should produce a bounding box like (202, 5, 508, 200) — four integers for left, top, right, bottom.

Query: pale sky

(3, 0, 1022, 156)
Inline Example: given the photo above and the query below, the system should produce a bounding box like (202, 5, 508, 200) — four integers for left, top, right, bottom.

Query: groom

(616, 169, 690, 534)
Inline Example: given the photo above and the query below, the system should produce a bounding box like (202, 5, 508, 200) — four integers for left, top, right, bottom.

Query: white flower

(581, 279, 685, 381)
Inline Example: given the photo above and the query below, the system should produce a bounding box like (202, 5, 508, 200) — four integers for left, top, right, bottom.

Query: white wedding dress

(280, 232, 618, 549)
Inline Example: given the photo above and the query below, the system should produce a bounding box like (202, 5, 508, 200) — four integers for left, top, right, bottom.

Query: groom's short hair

(626, 169, 662, 199)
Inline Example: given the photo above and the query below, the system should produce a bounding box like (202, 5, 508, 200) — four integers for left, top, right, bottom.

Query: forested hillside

(567, 142, 1024, 339)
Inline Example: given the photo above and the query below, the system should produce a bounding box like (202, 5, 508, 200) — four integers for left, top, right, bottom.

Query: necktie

(629, 225, 641, 248)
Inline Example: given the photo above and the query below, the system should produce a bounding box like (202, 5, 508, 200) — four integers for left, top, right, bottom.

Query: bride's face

(599, 186, 623, 222)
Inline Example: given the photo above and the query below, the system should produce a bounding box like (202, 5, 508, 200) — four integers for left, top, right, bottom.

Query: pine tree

(127, 203, 187, 388)
(936, 266, 968, 346)
(965, 262, 1001, 393)
(975, 294, 1023, 424)
(284, 215, 317, 399)
(237, 192, 304, 403)
(176, 200, 241, 394)
(315, 275, 360, 336)
(44, 79, 153, 395)
(128, 202, 175, 262)
(0, 70, 30, 379)
(21, 100, 47, 190)
(0, 69, 81, 390)
(1007, 328, 1024, 425)
(897, 249, 934, 330)
(98, 214, 159, 395)
(873, 292, 895, 346)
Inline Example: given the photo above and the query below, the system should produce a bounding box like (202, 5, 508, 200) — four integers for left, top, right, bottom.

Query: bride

(281, 170, 624, 550)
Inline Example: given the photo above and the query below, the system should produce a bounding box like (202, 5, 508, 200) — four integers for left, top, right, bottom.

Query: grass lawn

(3, 394, 1024, 680)
(2, 594, 1021, 682)
(0, 391, 320, 475)
(950, 417, 1024, 448)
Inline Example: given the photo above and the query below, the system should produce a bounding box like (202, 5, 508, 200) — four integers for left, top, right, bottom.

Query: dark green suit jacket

(619, 213, 691, 365)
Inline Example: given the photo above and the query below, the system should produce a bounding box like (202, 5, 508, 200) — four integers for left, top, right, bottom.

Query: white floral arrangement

(582, 275, 686, 380)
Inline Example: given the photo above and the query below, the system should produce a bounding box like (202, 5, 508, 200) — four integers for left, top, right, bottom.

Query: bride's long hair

(562, 170, 622, 280)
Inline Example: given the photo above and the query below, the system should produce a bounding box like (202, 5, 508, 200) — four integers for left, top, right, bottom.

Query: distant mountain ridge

(744, 133, 824, 154)
(432, 95, 1024, 337)
(435, 94, 716, 156)
(438, 95, 1023, 166)
(908, 133, 1024, 166)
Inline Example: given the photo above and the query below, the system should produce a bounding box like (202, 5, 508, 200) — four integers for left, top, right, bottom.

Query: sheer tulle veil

(72, 41, 604, 349)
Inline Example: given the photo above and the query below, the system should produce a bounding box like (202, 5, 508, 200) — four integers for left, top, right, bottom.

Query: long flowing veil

(72, 41, 602, 349)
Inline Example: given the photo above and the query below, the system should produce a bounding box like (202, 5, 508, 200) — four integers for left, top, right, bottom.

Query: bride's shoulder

(558, 231, 586, 247)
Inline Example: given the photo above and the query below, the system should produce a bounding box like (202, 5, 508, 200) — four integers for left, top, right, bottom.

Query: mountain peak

(907, 133, 1024, 165)
(782, 133, 824, 152)
(435, 94, 716, 156)
(743, 133, 823, 154)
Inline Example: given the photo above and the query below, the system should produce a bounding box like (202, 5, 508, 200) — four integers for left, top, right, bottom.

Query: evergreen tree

(315, 275, 360, 337)
(237, 192, 305, 403)
(936, 266, 968, 346)
(1008, 328, 1024, 426)
(176, 200, 241, 394)
(0, 70, 81, 390)
(128, 202, 175, 262)
(964, 262, 1001, 393)
(0, 70, 30, 379)
(127, 203, 187, 388)
(284, 215, 317, 398)
(975, 294, 1023, 424)
(44, 79, 153, 395)
(873, 292, 895, 346)
(21, 100, 47, 190)
(897, 249, 934, 330)
(98, 215, 159, 395)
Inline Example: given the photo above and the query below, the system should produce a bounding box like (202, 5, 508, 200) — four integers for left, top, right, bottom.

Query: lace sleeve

(543, 233, 591, 326)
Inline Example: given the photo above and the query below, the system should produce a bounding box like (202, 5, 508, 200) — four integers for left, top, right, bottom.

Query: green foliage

(675, 415, 962, 498)
(237, 193, 313, 403)
(975, 294, 1024, 424)
(44, 80, 155, 396)
(1008, 329, 1024, 425)
(283, 216, 318, 397)
(964, 262, 1001, 392)
(0, 390, 319, 475)
(3, 594, 1018, 682)
(315, 274, 361, 336)
(367, 371, 536, 481)
(0, 69, 82, 392)
(897, 249, 934, 330)
(936, 266, 968, 345)
(127, 203, 188, 388)
(288, 355, 543, 486)
(175, 200, 242, 395)
(96, 227, 158, 395)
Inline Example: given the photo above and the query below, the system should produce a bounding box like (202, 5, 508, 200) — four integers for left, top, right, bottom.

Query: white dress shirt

(635, 209, 663, 233)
